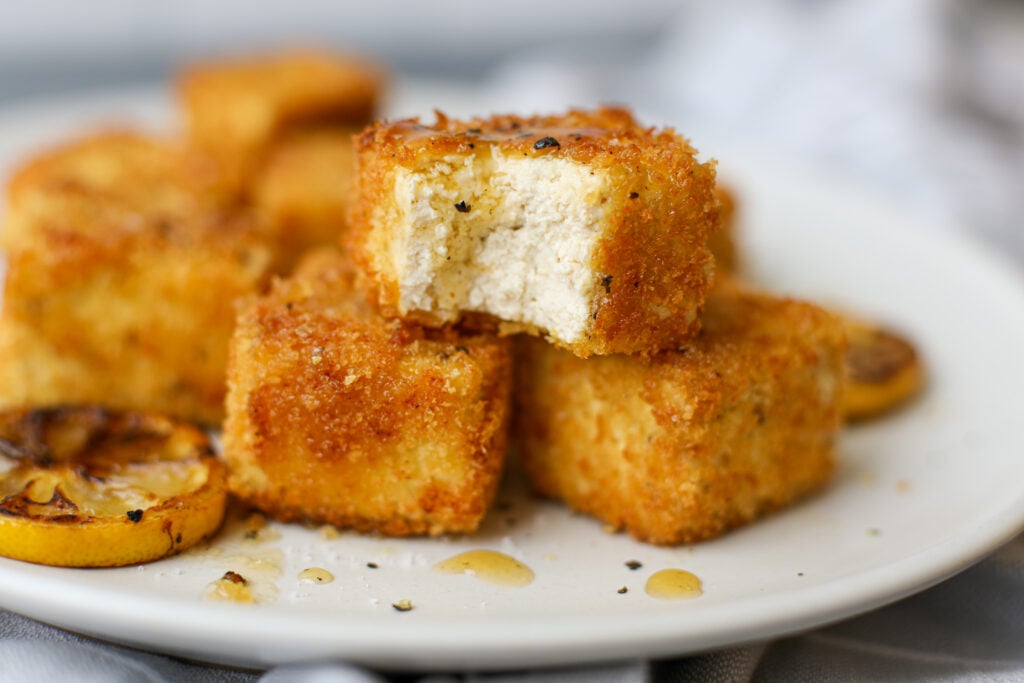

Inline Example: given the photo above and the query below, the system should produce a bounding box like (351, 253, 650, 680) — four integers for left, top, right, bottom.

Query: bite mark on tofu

(394, 153, 607, 344)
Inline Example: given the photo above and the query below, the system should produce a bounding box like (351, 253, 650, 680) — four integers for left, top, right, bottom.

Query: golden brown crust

(514, 282, 846, 545)
(250, 127, 359, 273)
(348, 107, 719, 357)
(0, 131, 273, 426)
(176, 50, 382, 190)
(223, 248, 512, 536)
(4, 129, 236, 242)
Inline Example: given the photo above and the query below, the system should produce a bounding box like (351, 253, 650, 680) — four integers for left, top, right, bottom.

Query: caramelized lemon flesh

(843, 320, 925, 421)
(0, 406, 227, 567)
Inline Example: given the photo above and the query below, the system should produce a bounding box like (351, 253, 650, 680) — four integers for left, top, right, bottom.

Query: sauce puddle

(645, 569, 703, 600)
(434, 550, 534, 587)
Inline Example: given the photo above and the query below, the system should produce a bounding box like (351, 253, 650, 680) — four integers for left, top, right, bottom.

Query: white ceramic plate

(1, 85, 1024, 673)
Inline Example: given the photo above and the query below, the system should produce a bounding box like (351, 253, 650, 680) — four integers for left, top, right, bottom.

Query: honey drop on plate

(298, 567, 334, 584)
(434, 550, 534, 587)
(645, 569, 703, 600)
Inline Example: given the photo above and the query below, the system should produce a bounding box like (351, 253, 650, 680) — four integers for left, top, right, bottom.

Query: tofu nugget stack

(0, 57, 851, 547)
(0, 131, 274, 425)
(338, 107, 848, 542)
(223, 249, 512, 535)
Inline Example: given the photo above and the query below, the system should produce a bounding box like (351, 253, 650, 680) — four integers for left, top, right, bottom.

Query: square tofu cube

(349, 107, 719, 357)
(514, 281, 846, 545)
(223, 249, 512, 536)
(0, 131, 274, 426)
(177, 50, 381, 187)
(251, 127, 359, 272)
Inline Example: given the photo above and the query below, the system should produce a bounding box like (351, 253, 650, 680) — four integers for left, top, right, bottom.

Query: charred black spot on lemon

(0, 405, 228, 567)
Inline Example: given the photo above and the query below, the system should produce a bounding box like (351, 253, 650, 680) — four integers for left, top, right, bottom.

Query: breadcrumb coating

(177, 50, 382, 191)
(223, 248, 512, 536)
(515, 280, 846, 545)
(251, 127, 360, 273)
(0, 130, 273, 425)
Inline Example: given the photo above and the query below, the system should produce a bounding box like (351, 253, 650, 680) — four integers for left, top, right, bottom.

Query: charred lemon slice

(0, 406, 227, 567)
(843, 320, 924, 421)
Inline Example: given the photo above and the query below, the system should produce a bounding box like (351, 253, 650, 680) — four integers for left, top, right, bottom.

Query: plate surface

(1, 85, 1024, 672)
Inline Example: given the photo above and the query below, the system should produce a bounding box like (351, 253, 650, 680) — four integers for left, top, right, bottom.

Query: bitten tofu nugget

(349, 107, 719, 357)
(177, 50, 381, 186)
(223, 248, 512, 536)
(0, 131, 274, 426)
(251, 127, 359, 273)
(515, 281, 846, 545)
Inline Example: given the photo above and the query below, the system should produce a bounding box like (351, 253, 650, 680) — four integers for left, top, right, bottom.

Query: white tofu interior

(392, 149, 607, 343)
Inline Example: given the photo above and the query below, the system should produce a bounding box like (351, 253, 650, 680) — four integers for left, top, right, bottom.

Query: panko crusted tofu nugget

(223, 248, 512, 536)
(515, 281, 846, 545)
(0, 131, 274, 426)
(177, 50, 382, 186)
(4, 130, 234, 224)
(251, 127, 360, 272)
(349, 107, 719, 357)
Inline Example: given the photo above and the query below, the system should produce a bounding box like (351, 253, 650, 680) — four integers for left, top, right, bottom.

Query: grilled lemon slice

(843, 320, 924, 421)
(0, 406, 227, 567)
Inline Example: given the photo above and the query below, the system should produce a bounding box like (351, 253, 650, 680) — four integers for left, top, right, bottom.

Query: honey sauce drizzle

(434, 550, 534, 587)
(645, 569, 703, 600)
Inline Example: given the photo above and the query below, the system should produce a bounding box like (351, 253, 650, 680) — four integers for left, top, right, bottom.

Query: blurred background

(0, 0, 1021, 260)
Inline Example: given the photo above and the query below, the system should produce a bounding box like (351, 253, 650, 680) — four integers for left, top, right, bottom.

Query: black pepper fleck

(534, 136, 560, 150)
(367, 562, 379, 569)
(175, 533, 183, 543)
(223, 571, 247, 585)
(601, 275, 613, 293)
(629, 192, 639, 199)
(625, 560, 643, 571)
(454, 200, 471, 213)
(126, 509, 143, 523)
(617, 586, 628, 594)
